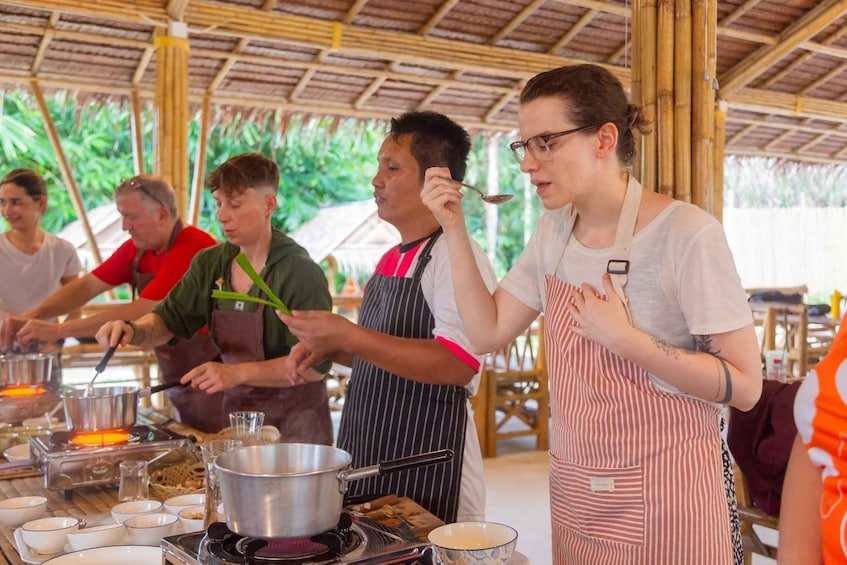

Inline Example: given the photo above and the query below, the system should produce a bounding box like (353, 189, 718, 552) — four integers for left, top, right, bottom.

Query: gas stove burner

(42, 425, 177, 451)
(202, 513, 361, 564)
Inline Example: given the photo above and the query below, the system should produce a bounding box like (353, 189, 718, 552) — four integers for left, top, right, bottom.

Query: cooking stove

(162, 512, 437, 565)
(0, 387, 62, 424)
(30, 424, 198, 497)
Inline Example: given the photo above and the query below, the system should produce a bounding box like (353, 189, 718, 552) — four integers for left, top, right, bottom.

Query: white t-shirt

(500, 197, 752, 395)
(387, 234, 497, 521)
(0, 232, 82, 323)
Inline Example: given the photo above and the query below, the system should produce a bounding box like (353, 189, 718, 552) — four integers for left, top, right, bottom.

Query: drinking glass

(200, 439, 242, 528)
(228, 411, 265, 446)
(118, 460, 149, 502)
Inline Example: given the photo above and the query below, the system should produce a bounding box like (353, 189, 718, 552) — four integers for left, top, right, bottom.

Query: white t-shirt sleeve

(57, 237, 83, 278)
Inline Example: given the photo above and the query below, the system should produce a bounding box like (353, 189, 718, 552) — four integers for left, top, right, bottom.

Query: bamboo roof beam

(343, 0, 370, 25)
(719, 0, 847, 96)
(208, 0, 276, 93)
(718, 0, 758, 27)
(9, 0, 628, 83)
(549, 0, 628, 18)
(796, 132, 830, 153)
(763, 125, 805, 151)
(729, 115, 847, 138)
(31, 12, 58, 75)
(731, 148, 845, 165)
(354, 76, 385, 109)
(717, 26, 847, 61)
(420, 0, 460, 36)
(132, 47, 155, 87)
(29, 79, 102, 265)
(727, 87, 847, 124)
(289, 68, 314, 102)
(726, 122, 758, 146)
(550, 9, 596, 55)
(800, 62, 847, 96)
(762, 26, 847, 89)
(484, 92, 515, 123)
(167, 0, 189, 21)
(417, 84, 448, 110)
(490, 0, 545, 45)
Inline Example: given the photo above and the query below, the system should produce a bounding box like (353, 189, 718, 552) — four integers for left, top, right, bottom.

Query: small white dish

(124, 512, 178, 545)
(66, 523, 125, 551)
(110, 500, 161, 524)
(40, 545, 162, 564)
(0, 496, 47, 528)
(164, 493, 205, 515)
(20, 516, 80, 555)
(177, 504, 205, 532)
(3, 442, 32, 462)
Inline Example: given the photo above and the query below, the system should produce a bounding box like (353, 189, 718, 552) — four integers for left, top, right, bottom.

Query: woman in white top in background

(0, 168, 82, 357)
(422, 64, 762, 564)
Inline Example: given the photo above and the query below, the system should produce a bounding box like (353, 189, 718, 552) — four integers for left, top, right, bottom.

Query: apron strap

(411, 228, 443, 282)
(131, 219, 184, 298)
(606, 177, 642, 321)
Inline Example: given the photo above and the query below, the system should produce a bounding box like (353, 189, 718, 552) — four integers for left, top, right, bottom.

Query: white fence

(723, 207, 847, 300)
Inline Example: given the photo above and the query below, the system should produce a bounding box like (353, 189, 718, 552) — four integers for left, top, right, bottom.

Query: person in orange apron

(779, 315, 847, 564)
(422, 64, 763, 563)
(281, 112, 496, 523)
(96, 153, 334, 445)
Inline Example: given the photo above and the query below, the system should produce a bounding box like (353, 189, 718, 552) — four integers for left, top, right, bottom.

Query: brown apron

(210, 282, 333, 445)
(131, 221, 225, 433)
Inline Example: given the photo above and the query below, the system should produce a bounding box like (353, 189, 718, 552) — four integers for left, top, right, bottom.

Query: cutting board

(346, 494, 444, 541)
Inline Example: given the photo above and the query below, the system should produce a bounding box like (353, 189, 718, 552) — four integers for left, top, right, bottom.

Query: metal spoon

(86, 342, 119, 396)
(445, 178, 514, 204)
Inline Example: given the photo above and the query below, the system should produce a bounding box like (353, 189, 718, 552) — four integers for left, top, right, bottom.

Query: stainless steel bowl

(0, 353, 53, 387)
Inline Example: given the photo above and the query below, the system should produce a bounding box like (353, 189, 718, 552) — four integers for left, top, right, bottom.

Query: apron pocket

(551, 454, 645, 546)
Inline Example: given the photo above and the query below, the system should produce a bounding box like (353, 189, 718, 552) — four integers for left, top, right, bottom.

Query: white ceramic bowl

(20, 516, 80, 554)
(41, 545, 161, 564)
(427, 521, 518, 565)
(66, 523, 125, 551)
(3, 442, 31, 462)
(124, 512, 178, 545)
(177, 504, 205, 532)
(164, 493, 205, 515)
(110, 499, 161, 524)
(0, 495, 47, 527)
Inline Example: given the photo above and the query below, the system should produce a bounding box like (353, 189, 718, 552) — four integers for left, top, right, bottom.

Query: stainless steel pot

(62, 382, 182, 431)
(0, 352, 53, 387)
(215, 443, 453, 539)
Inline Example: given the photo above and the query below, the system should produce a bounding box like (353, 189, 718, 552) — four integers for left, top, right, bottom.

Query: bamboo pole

(704, 0, 717, 215)
(631, 0, 642, 181)
(189, 95, 211, 226)
(29, 80, 102, 265)
(714, 100, 727, 223)
(673, 0, 692, 203)
(656, 0, 674, 197)
(638, 0, 658, 193)
(154, 22, 190, 218)
(691, 0, 708, 209)
(130, 89, 145, 175)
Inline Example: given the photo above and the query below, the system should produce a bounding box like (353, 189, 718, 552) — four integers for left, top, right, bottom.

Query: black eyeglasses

(124, 178, 166, 209)
(509, 124, 597, 162)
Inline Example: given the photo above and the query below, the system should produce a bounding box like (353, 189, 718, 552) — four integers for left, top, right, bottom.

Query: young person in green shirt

(96, 152, 334, 443)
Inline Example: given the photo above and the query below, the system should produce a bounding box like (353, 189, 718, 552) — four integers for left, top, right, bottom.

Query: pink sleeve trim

(436, 336, 481, 372)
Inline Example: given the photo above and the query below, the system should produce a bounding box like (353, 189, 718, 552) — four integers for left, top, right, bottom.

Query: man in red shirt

(0, 175, 224, 431)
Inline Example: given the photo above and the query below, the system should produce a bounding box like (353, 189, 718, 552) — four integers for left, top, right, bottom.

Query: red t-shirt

(93, 225, 217, 299)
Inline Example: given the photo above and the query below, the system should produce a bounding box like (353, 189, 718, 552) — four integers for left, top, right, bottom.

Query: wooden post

(674, 0, 692, 203)
(656, 0, 675, 196)
(154, 21, 190, 219)
(714, 99, 727, 223)
(129, 89, 145, 176)
(637, 0, 658, 193)
(29, 80, 103, 265)
(189, 95, 211, 226)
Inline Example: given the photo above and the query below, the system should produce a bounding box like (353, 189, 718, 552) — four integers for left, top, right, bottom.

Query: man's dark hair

(207, 152, 280, 195)
(389, 111, 471, 182)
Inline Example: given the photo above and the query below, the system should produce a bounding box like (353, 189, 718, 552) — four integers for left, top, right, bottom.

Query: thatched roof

(2, 1, 847, 165)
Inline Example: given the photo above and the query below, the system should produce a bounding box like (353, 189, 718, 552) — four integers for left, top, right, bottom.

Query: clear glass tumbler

(228, 411, 265, 446)
(200, 438, 242, 528)
(118, 460, 149, 502)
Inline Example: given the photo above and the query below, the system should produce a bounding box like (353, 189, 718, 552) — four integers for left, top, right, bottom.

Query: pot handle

(139, 381, 185, 397)
(340, 449, 454, 486)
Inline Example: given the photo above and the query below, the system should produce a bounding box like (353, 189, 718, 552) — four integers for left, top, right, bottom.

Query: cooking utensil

(443, 177, 513, 205)
(0, 352, 54, 387)
(63, 382, 183, 432)
(87, 343, 119, 395)
(215, 443, 453, 539)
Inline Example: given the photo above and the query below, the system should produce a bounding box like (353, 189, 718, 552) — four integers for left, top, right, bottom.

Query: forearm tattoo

(130, 327, 147, 346)
(694, 334, 718, 354)
(651, 336, 681, 359)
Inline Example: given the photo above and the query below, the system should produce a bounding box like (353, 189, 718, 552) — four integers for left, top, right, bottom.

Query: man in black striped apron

(281, 111, 497, 523)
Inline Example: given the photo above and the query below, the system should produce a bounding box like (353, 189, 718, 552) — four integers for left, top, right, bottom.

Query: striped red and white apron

(544, 178, 734, 563)
(337, 230, 468, 523)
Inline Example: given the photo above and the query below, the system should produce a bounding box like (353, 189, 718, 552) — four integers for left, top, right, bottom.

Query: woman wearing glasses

(422, 64, 762, 563)
(0, 169, 81, 366)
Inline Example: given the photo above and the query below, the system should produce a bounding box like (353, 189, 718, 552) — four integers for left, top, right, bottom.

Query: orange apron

(543, 180, 733, 563)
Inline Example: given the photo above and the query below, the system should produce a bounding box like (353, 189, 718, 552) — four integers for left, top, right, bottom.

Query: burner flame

(69, 430, 131, 446)
(0, 385, 47, 397)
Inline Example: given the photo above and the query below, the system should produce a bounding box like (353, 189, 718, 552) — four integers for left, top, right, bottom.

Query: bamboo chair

(480, 316, 549, 457)
(733, 463, 779, 564)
